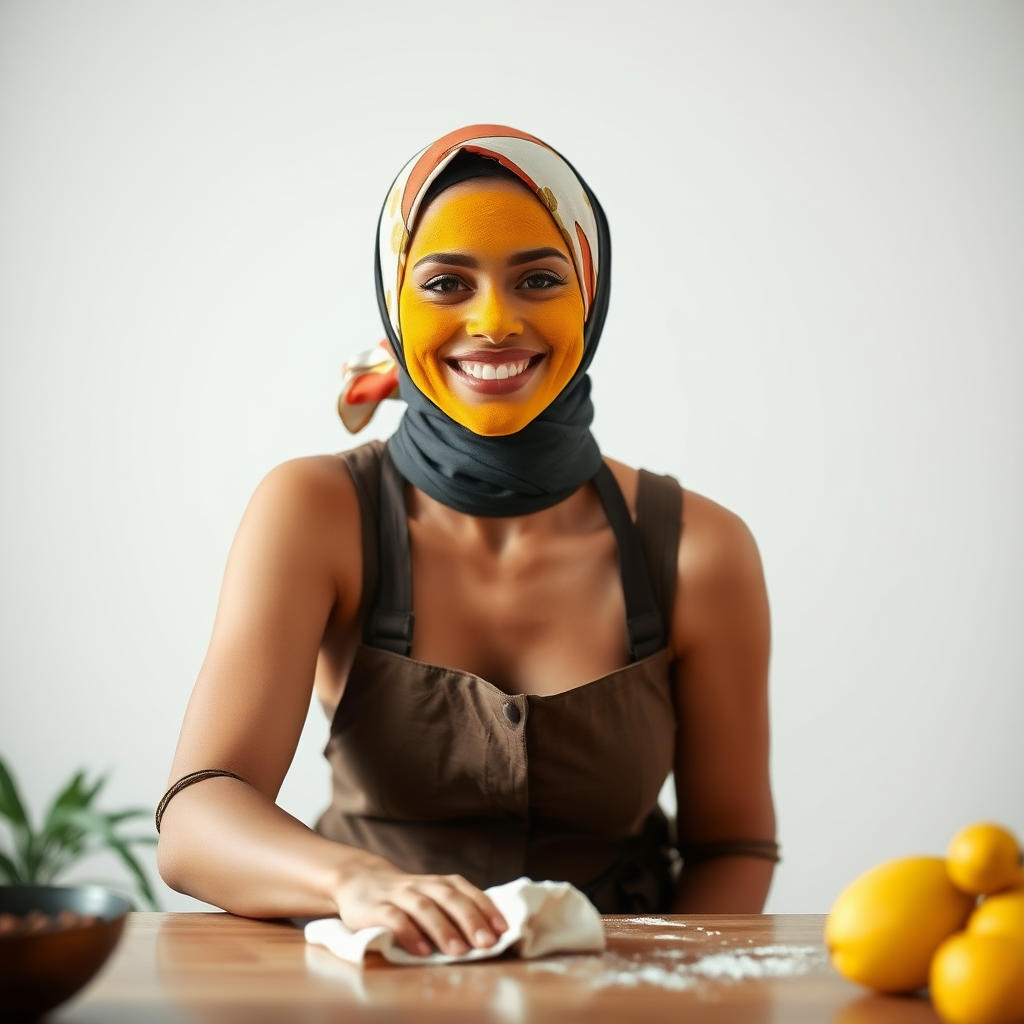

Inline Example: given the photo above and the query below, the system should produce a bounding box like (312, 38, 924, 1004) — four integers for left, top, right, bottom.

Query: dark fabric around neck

(379, 150, 612, 517)
(388, 368, 602, 516)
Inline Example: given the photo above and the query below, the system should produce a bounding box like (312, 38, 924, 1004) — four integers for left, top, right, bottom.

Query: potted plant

(0, 756, 159, 909)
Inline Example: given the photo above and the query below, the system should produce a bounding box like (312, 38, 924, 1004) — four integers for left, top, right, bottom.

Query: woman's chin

(442, 390, 539, 436)
(454, 405, 537, 437)
(439, 372, 547, 436)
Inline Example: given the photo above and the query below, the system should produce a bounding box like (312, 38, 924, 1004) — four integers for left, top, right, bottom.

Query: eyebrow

(413, 251, 478, 269)
(412, 247, 570, 270)
(507, 247, 570, 267)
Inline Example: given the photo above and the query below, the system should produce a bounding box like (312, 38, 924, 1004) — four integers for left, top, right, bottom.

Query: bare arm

(670, 491, 776, 913)
(157, 458, 506, 954)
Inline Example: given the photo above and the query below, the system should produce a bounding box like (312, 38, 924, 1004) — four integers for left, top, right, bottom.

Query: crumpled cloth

(304, 877, 605, 966)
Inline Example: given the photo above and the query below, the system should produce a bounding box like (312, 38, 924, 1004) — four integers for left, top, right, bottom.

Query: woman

(157, 125, 776, 959)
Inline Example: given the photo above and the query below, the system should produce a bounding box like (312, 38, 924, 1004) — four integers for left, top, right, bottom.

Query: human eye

(422, 274, 469, 294)
(518, 270, 567, 290)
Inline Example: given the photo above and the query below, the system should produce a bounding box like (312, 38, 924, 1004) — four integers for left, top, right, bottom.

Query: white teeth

(456, 358, 534, 380)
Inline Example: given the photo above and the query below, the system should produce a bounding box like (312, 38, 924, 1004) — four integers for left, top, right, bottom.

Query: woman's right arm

(157, 458, 506, 955)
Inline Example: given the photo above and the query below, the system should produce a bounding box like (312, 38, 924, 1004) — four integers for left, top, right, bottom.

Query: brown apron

(316, 441, 683, 913)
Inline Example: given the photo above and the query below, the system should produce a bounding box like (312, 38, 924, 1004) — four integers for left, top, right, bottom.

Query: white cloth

(304, 877, 605, 966)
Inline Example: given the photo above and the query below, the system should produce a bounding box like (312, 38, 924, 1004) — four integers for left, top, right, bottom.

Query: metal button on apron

(503, 702, 521, 725)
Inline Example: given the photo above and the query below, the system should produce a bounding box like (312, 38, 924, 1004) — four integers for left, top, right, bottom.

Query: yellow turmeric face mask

(398, 179, 585, 437)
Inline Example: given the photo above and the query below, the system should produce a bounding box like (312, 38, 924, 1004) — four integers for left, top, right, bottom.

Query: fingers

(390, 888, 467, 956)
(444, 874, 509, 936)
(391, 875, 508, 955)
(376, 904, 433, 958)
(337, 870, 510, 958)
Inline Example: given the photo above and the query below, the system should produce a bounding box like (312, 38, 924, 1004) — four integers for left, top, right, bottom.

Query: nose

(465, 284, 523, 344)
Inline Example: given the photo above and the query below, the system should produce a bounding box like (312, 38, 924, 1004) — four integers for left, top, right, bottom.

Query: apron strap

(367, 446, 415, 655)
(591, 462, 666, 661)
(369, 454, 665, 661)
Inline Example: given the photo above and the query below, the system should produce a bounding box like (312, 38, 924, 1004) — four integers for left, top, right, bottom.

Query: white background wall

(1, 0, 1021, 913)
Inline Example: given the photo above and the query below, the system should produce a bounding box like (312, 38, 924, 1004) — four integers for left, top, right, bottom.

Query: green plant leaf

(62, 808, 160, 910)
(0, 847, 25, 884)
(107, 842, 159, 911)
(36, 770, 106, 882)
(35, 838, 100, 885)
(0, 758, 38, 880)
(44, 770, 90, 826)
(0, 757, 31, 830)
(105, 808, 152, 825)
(79, 772, 107, 809)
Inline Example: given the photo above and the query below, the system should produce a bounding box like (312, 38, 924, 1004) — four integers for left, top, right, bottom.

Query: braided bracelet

(679, 839, 781, 864)
(155, 769, 248, 833)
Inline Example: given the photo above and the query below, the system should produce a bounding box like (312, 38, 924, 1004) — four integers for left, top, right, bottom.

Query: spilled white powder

(527, 943, 827, 993)
(690, 946, 822, 981)
(625, 916, 687, 929)
(595, 963, 697, 992)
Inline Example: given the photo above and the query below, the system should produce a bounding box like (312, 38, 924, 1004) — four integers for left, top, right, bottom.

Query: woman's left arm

(670, 490, 776, 913)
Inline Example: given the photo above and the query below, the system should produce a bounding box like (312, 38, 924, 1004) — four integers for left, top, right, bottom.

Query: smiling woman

(156, 125, 777, 961)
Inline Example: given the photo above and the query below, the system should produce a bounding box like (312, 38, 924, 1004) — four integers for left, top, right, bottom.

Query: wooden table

(52, 913, 941, 1023)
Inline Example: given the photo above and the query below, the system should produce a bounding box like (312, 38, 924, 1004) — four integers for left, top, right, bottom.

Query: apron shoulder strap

(337, 441, 384, 642)
(635, 468, 683, 645)
(366, 445, 415, 655)
(591, 462, 667, 661)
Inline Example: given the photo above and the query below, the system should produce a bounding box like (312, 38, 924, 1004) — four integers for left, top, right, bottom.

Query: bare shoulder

(676, 488, 768, 655)
(228, 453, 364, 623)
(679, 489, 764, 590)
(248, 453, 359, 520)
(600, 456, 762, 594)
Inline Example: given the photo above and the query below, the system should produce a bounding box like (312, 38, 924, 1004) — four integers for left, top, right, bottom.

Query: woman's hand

(334, 866, 509, 957)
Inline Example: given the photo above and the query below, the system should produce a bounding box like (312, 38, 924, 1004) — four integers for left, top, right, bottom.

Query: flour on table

(691, 945, 822, 981)
(625, 916, 688, 928)
(528, 943, 827, 993)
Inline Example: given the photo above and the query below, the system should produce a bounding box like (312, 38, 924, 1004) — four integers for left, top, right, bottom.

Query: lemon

(826, 856, 975, 993)
(947, 823, 1023, 896)
(969, 888, 1024, 943)
(930, 931, 1024, 1024)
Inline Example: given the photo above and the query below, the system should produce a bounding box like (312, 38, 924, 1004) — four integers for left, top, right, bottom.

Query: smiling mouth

(444, 351, 545, 395)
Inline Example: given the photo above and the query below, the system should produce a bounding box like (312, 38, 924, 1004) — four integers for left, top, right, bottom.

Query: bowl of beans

(0, 885, 131, 1021)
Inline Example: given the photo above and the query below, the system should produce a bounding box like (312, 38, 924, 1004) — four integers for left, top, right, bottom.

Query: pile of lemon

(826, 823, 1024, 1024)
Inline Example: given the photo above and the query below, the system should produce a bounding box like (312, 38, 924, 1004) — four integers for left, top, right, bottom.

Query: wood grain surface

(51, 913, 941, 1023)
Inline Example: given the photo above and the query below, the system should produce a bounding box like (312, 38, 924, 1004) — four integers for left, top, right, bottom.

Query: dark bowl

(0, 885, 131, 1022)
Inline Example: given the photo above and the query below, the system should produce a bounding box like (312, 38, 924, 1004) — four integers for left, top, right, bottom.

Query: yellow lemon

(826, 856, 975, 993)
(930, 931, 1024, 1024)
(947, 823, 1023, 896)
(969, 888, 1024, 943)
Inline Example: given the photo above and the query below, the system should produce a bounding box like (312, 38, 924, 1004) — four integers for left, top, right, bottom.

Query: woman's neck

(405, 478, 606, 555)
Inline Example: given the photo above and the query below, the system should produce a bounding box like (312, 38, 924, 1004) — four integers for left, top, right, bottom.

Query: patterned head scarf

(339, 124, 611, 517)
